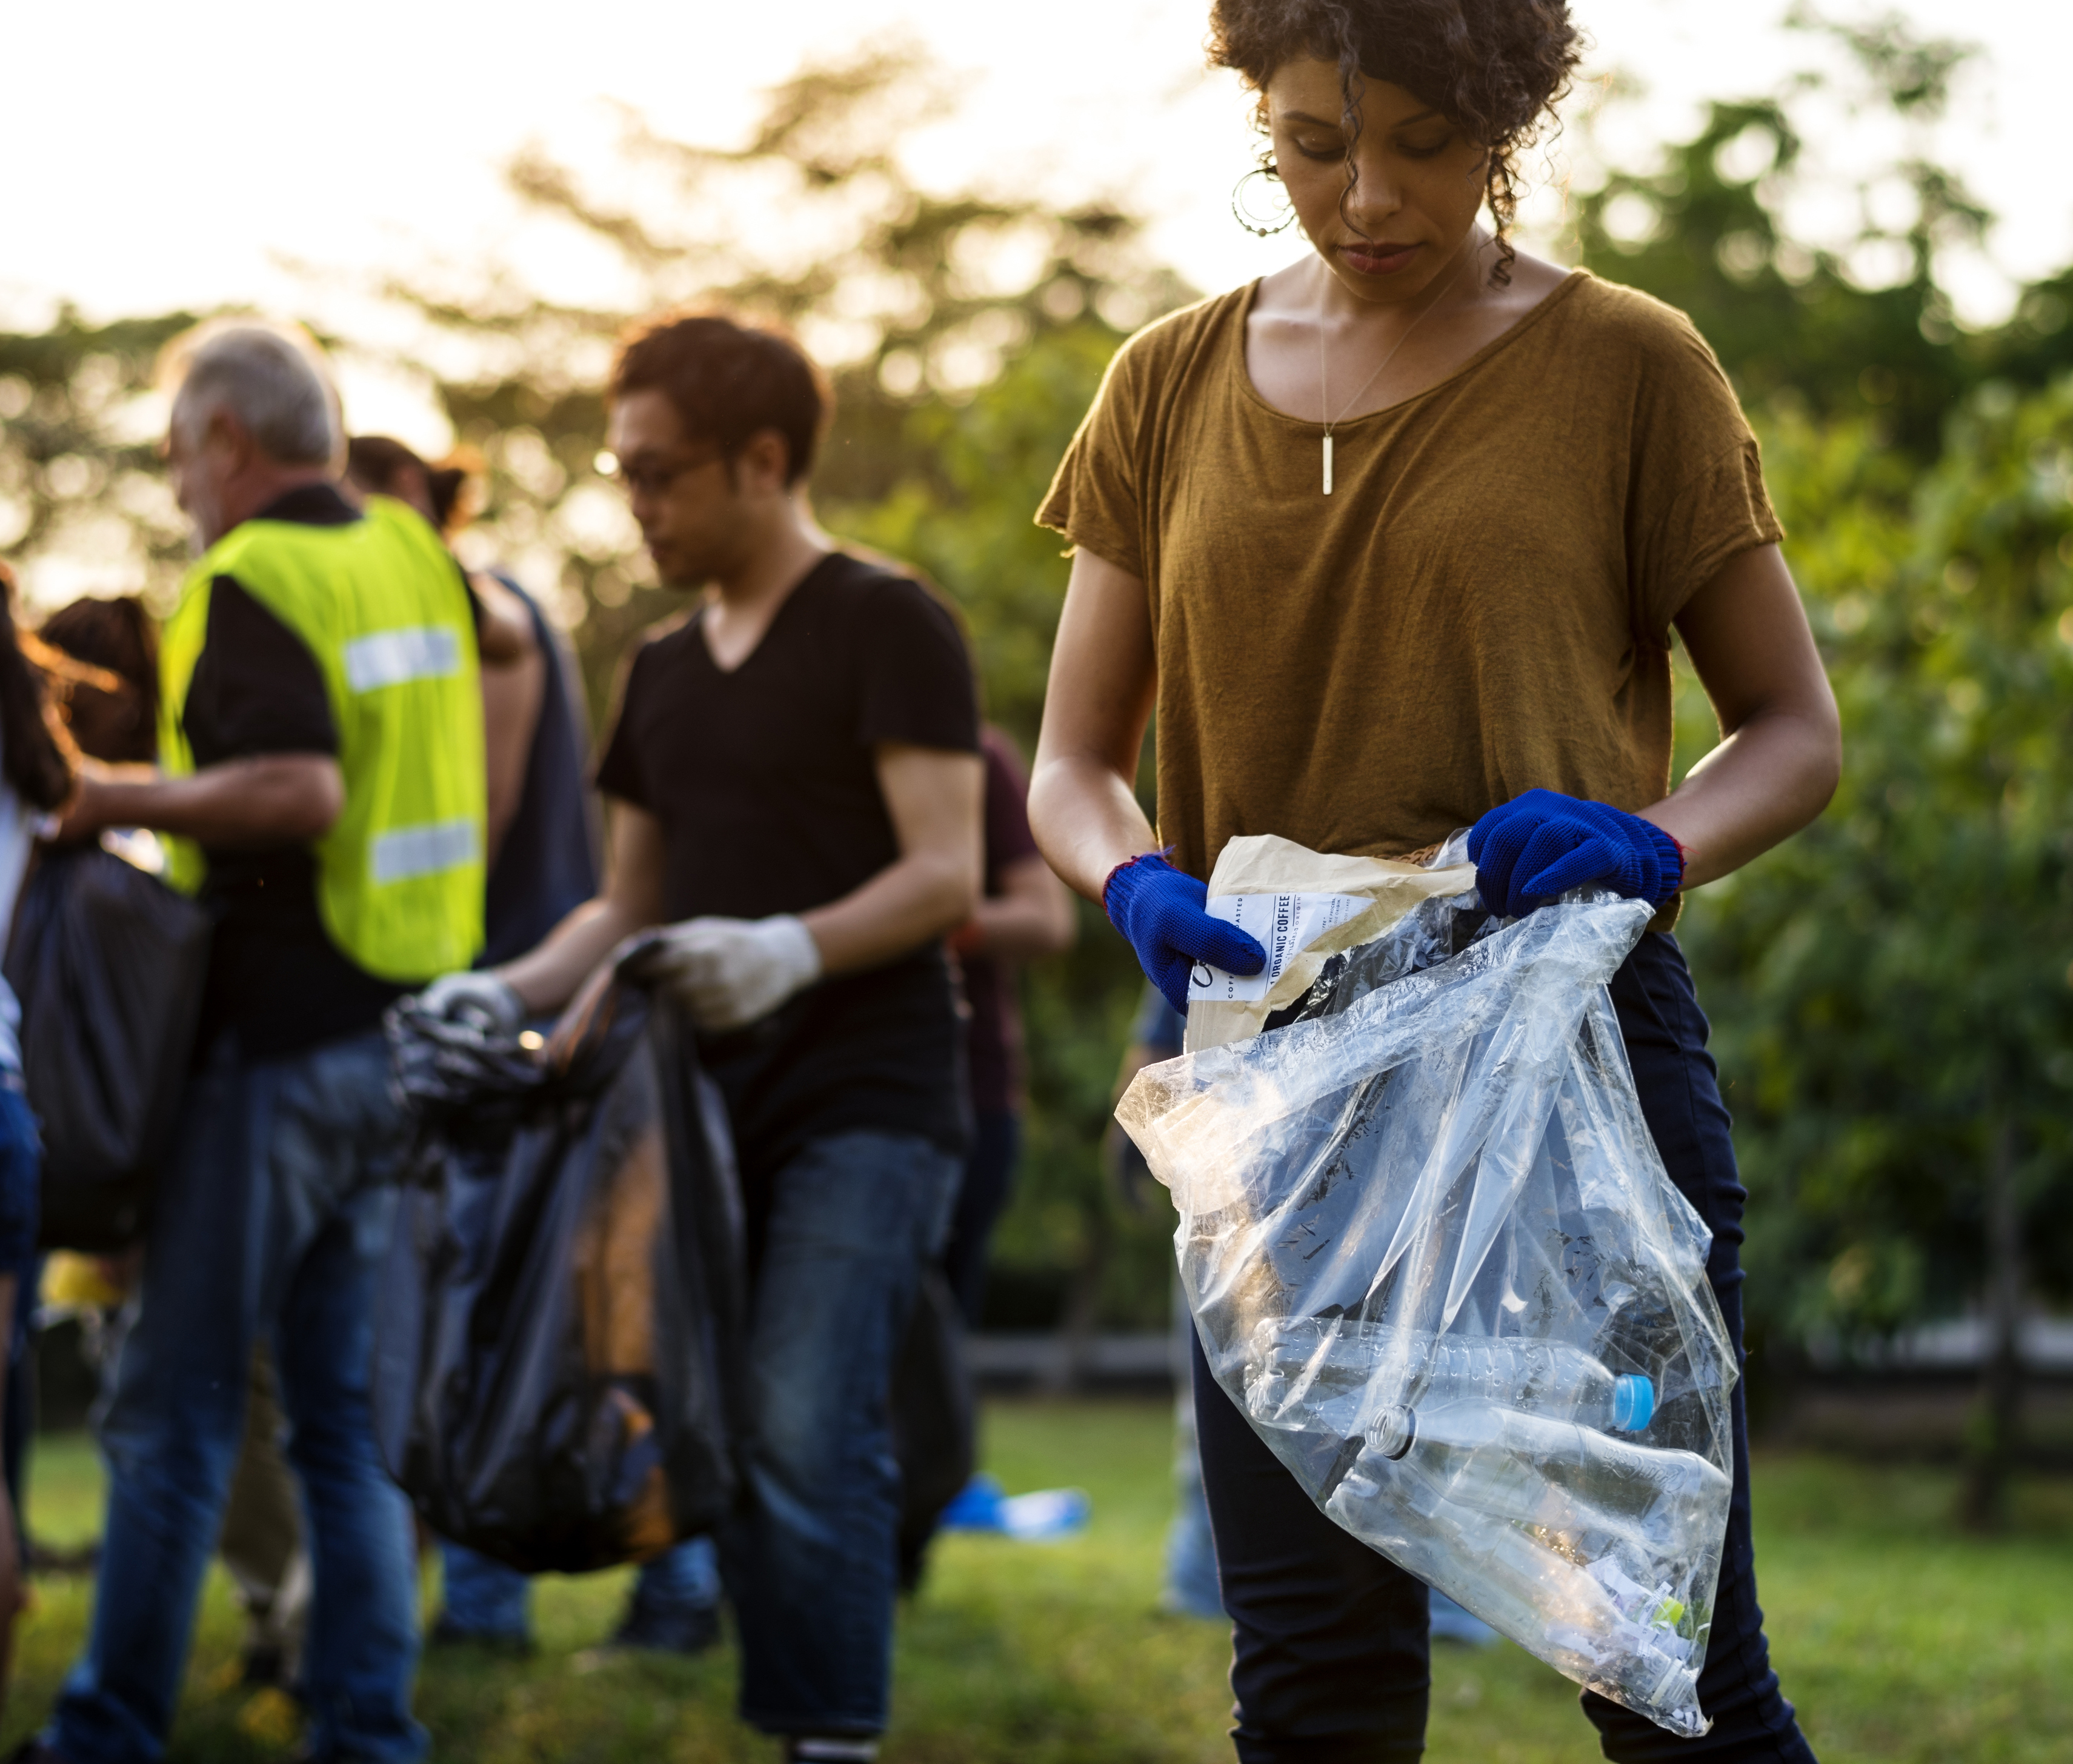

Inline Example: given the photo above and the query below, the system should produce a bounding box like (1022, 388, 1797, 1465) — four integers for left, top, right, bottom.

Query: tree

(1571, 7, 2068, 461)
(1678, 378, 2073, 1520)
(0, 308, 199, 610)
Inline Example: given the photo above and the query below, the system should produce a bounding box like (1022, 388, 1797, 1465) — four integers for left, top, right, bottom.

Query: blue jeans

(50, 1033, 426, 1764)
(940, 1108, 1021, 1326)
(1165, 1273, 1225, 1619)
(1193, 934, 1815, 1764)
(722, 1128, 962, 1737)
(439, 1536, 721, 1639)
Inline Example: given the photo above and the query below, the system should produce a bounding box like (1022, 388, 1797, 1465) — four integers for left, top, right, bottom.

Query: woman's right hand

(1103, 853, 1266, 1015)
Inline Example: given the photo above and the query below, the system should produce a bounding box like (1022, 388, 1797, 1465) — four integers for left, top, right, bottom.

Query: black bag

(3, 840, 211, 1251)
(372, 945, 747, 1573)
(891, 1263, 976, 1585)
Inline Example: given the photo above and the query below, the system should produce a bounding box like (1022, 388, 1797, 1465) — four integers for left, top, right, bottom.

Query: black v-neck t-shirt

(594, 551, 980, 1180)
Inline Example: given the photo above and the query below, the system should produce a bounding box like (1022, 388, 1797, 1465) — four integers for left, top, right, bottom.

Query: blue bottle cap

(1612, 1375, 1655, 1433)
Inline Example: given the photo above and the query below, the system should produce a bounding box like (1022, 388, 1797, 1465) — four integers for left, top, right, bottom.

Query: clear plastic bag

(1116, 843, 1737, 1738)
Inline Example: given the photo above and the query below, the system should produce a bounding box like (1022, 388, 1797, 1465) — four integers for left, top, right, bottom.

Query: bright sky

(6, 0, 2067, 448)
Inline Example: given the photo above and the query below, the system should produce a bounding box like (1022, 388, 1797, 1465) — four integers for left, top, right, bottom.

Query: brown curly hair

(1208, 0, 1582, 283)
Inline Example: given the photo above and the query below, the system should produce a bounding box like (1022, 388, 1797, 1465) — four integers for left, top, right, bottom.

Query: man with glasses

(421, 310, 982, 1764)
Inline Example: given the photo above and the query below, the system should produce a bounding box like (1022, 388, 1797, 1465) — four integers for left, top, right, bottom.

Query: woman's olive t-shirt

(1036, 270, 1783, 890)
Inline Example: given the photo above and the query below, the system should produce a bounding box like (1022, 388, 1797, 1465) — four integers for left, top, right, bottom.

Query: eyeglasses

(597, 445, 728, 499)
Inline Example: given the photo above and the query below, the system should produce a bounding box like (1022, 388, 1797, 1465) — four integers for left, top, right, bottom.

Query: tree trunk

(1960, 1111, 2022, 1531)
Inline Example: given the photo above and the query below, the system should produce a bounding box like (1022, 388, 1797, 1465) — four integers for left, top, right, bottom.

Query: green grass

(3, 1405, 2069, 1762)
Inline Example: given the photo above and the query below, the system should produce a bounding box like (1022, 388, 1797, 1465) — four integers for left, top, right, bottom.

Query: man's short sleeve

(593, 640, 658, 808)
(854, 577, 980, 755)
(184, 577, 336, 765)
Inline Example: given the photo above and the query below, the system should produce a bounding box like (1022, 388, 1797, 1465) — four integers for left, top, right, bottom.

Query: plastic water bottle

(1324, 1464, 1709, 1736)
(1362, 1399, 1727, 1561)
(1245, 1316, 1655, 1437)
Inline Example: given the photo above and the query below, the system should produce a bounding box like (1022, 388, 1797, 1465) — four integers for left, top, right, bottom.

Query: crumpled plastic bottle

(1245, 1317, 1657, 1439)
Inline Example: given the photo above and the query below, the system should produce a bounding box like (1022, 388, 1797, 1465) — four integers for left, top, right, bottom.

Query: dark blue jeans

(941, 1107, 1022, 1326)
(50, 1033, 426, 1764)
(1194, 933, 1816, 1764)
(722, 1128, 962, 1738)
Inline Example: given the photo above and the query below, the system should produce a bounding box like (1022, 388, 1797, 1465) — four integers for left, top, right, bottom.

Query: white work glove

(649, 914, 822, 1032)
(416, 970, 526, 1036)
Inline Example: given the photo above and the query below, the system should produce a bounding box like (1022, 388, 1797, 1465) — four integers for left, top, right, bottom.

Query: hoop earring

(1231, 165, 1297, 238)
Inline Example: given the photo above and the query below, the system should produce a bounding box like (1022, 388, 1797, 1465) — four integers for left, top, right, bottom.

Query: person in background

(1100, 986, 1223, 1620)
(0, 596, 150, 1622)
(894, 723, 1074, 1589)
(341, 439, 562, 913)
(940, 725, 1076, 1324)
(33, 597, 315, 1691)
(418, 308, 982, 1764)
(0, 561, 80, 1718)
(36, 599, 158, 767)
(35, 597, 324, 1691)
(343, 434, 723, 1654)
(27, 319, 489, 1764)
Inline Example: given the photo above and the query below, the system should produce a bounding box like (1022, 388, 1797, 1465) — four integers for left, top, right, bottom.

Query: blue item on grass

(937, 1473, 1090, 1542)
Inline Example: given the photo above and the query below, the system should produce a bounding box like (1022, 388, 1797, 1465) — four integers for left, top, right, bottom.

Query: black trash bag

(891, 1263, 975, 1587)
(2, 839, 211, 1251)
(373, 941, 747, 1573)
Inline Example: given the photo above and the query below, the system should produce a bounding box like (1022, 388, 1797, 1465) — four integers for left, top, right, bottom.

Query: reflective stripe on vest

(158, 495, 487, 982)
(344, 625, 463, 692)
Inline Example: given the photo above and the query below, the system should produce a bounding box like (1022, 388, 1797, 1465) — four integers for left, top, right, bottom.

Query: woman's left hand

(1468, 789, 1685, 919)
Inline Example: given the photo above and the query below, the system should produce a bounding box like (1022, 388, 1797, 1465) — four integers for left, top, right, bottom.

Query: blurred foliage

(0, 310, 198, 608)
(1572, 7, 2069, 461)
(1568, 10, 2073, 1465)
(1680, 384, 2073, 1364)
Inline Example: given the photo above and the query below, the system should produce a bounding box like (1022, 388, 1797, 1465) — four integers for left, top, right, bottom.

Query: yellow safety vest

(159, 494, 486, 983)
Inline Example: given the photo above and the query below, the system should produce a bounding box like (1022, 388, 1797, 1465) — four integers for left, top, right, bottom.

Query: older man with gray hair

(27, 321, 488, 1764)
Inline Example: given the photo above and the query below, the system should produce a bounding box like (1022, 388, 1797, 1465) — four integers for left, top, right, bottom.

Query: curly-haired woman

(1029, 3, 1837, 1759)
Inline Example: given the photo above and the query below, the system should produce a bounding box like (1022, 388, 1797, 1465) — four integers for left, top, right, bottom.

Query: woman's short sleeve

(1625, 315, 1786, 639)
(1036, 338, 1152, 580)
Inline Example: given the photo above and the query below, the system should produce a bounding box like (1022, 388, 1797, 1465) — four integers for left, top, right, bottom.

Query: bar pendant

(1322, 432, 1334, 496)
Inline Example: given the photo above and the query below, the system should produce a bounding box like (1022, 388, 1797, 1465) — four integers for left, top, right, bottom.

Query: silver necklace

(1316, 235, 1481, 495)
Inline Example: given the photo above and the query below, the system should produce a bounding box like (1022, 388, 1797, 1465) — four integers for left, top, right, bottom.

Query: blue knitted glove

(1468, 790, 1686, 920)
(1103, 854, 1267, 1016)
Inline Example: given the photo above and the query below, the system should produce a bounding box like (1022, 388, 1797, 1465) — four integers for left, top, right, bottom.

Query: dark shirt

(183, 483, 411, 1060)
(594, 550, 980, 1182)
(481, 577, 600, 964)
(962, 727, 1042, 1117)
